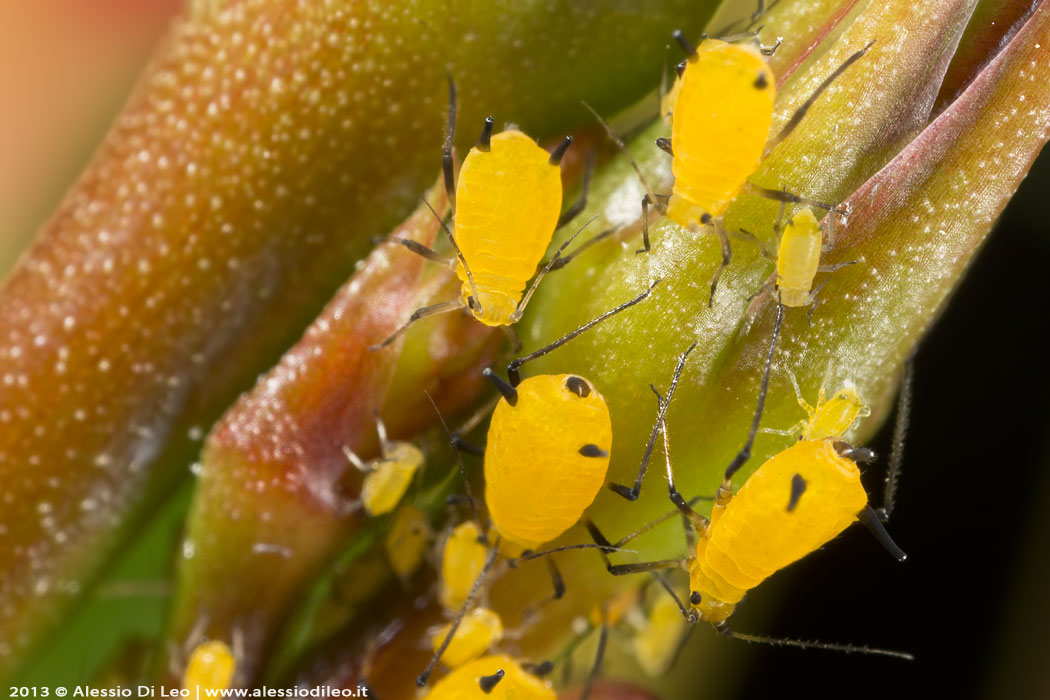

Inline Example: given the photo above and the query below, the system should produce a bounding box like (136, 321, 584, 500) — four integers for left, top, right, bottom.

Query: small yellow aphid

(602, 305, 913, 659)
(484, 374, 612, 550)
(440, 521, 490, 611)
(422, 654, 555, 700)
(772, 368, 871, 441)
(371, 79, 583, 349)
(183, 640, 235, 692)
(775, 207, 823, 307)
(343, 416, 424, 516)
(384, 504, 431, 581)
(632, 591, 691, 677)
(430, 607, 505, 668)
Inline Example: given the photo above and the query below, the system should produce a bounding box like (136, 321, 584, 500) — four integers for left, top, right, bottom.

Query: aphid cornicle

(371, 78, 588, 349)
(596, 303, 914, 659)
(422, 654, 555, 700)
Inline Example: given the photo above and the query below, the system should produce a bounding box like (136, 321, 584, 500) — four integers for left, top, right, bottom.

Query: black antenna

(507, 279, 660, 386)
(425, 391, 482, 533)
(608, 340, 696, 500)
(717, 623, 914, 660)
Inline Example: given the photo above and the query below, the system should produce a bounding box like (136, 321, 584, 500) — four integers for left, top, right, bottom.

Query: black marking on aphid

(700, 213, 713, 225)
(787, 473, 807, 512)
(690, 591, 702, 606)
(476, 116, 494, 151)
(479, 670, 505, 694)
(483, 367, 518, 406)
(754, 72, 769, 90)
(565, 375, 591, 397)
(579, 444, 608, 458)
(549, 135, 573, 166)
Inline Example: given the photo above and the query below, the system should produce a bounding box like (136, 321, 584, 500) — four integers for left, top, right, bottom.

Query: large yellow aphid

(599, 305, 913, 659)
(371, 79, 583, 349)
(422, 654, 555, 700)
(430, 607, 505, 668)
(342, 416, 423, 516)
(182, 640, 235, 692)
(484, 374, 612, 550)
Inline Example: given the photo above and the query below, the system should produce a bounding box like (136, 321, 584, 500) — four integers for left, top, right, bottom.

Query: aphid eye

(690, 591, 702, 605)
(754, 72, 769, 90)
(466, 295, 476, 310)
(565, 375, 591, 397)
(700, 213, 713, 225)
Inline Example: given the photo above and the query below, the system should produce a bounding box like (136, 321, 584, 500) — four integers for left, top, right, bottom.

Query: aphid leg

(805, 260, 859, 324)
(608, 340, 696, 500)
(707, 219, 733, 308)
(557, 151, 595, 228)
(512, 215, 600, 324)
(766, 40, 876, 152)
(420, 196, 483, 314)
(715, 623, 914, 660)
(442, 74, 458, 215)
(657, 391, 709, 531)
(371, 236, 454, 266)
(549, 227, 618, 271)
(746, 183, 845, 216)
(655, 137, 673, 156)
(425, 391, 483, 535)
(878, 356, 914, 522)
(545, 557, 565, 601)
(733, 228, 776, 261)
(606, 558, 692, 576)
(341, 445, 371, 473)
(367, 299, 464, 351)
(417, 543, 500, 686)
(720, 301, 784, 496)
(507, 279, 661, 386)
(449, 394, 499, 455)
(580, 102, 660, 206)
(650, 572, 699, 623)
(580, 607, 609, 700)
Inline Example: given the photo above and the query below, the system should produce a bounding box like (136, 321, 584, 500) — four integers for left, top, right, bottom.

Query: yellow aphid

(430, 607, 504, 668)
(800, 385, 869, 442)
(689, 439, 868, 624)
(632, 592, 690, 677)
(454, 131, 563, 326)
(370, 78, 579, 350)
(183, 640, 235, 692)
(384, 504, 431, 580)
(441, 521, 489, 611)
(359, 442, 424, 516)
(666, 40, 775, 228)
(775, 208, 822, 307)
(485, 374, 612, 550)
(423, 654, 555, 700)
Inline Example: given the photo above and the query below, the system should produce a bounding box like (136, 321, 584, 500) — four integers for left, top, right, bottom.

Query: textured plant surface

(1, 0, 1048, 697)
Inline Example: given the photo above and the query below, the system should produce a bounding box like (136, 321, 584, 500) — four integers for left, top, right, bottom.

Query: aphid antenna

(511, 214, 600, 325)
(507, 278, 661, 386)
(420, 195, 482, 315)
(416, 542, 501, 687)
(368, 299, 464, 352)
(608, 340, 697, 501)
(442, 73, 458, 214)
(511, 542, 634, 565)
(424, 391, 483, 534)
(878, 356, 913, 522)
(579, 101, 659, 204)
(767, 39, 875, 152)
(722, 299, 784, 485)
(716, 623, 914, 661)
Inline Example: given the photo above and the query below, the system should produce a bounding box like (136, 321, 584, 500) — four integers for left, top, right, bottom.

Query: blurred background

(2, 1, 1049, 698)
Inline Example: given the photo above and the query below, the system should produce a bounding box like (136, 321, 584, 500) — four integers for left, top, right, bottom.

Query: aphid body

(689, 439, 867, 624)
(183, 640, 235, 692)
(666, 39, 775, 229)
(423, 654, 555, 700)
(384, 504, 431, 580)
(455, 131, 563, 326)
(359, 441, 424, 516)
(430, 607, 505, 668)
(484, 374, 612, 550)
(440, 520, 490, 610)
(775, 207, 823, 307)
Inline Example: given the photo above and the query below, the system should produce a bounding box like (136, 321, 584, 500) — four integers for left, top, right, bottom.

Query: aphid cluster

(345, 18, 917, 699)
